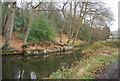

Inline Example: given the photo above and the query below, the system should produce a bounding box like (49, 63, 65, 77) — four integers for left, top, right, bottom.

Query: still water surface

(2, 49, 84, 79)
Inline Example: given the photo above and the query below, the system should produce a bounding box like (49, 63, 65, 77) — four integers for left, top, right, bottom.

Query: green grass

(49, 40, 119, 79)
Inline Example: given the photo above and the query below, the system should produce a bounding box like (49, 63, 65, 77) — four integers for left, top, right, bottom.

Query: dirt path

(99, 59, 119, 79)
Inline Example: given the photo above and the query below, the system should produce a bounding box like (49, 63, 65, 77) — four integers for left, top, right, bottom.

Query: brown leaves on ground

(1, 33, 83, 51)
(0, 34, 22, 51)
(25, 41, 62, 50)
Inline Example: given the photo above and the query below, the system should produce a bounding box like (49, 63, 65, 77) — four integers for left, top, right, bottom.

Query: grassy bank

(49, 40, 119, 79)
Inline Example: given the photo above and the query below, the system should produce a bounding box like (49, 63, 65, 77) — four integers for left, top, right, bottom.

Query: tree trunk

(5, 2, 16, 49)
(67, 1, 75, 44)
(60, 24, 64, 43)
(72, 26, 80, 45)
(23, 10, 33, 43)
(0, 1, 2, 35)
(2, 2, 9, 36)
(2, 15, 8, 36)
(72, 2, 88, 45)
(67, 31, 74, 44)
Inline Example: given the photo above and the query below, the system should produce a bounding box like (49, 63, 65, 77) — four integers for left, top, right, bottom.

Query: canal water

(2, 49, 84, 79)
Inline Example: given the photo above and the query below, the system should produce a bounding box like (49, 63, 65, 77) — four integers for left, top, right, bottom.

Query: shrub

(28, 14, 56, 42)
(78, 24, 93, 42)
(91, 42, 104, 49)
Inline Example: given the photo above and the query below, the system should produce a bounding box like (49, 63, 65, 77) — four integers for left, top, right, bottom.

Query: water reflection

(2, 49, 84, 79)
(30, 72, 37, 79)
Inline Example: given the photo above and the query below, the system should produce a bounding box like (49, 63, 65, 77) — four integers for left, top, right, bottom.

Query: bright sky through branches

(16, 0, 119, 31)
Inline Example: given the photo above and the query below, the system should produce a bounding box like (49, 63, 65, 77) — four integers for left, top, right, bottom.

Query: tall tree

(23, 2, 42, 43)
(4, 2, 16, 49)
(72, 2, 88, 45)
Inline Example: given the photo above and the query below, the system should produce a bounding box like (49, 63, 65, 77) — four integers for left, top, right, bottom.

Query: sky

(102, 0, 119, 31)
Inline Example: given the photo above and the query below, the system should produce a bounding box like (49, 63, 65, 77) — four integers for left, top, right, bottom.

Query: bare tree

(72, 2, 88, 45)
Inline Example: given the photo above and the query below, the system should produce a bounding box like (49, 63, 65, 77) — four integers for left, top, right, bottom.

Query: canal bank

(1, 41, 84, 56)
(49, 40, 119, 79)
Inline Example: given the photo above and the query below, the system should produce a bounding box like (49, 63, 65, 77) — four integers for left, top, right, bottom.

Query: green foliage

(50, 67, 70, 79)
(28, 14, 56, 42)
(78, 24, 110, 42)
(102, 26, 110, 39)
(46, 4, 63, 33)
(79, 24, 93, 42)
(13, 7, 29, 31)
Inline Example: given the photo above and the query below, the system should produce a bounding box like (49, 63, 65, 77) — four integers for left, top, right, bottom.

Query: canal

(2, 49, 85, 79)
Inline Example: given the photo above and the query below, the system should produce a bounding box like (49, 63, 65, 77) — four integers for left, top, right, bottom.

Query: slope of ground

(1, 32, 83, 51)
(49, 40, 119, 79)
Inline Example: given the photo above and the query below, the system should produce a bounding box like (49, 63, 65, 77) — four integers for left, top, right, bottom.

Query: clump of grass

(90, 41, 105, 50)
(77, 53, 118, 79)
(49, 66, 71, 79)
(50, 51, 118, 79)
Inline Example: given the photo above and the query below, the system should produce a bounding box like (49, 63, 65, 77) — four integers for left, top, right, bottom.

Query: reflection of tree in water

(2, 50, 83, 79)
(3, 57, 23, 79)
